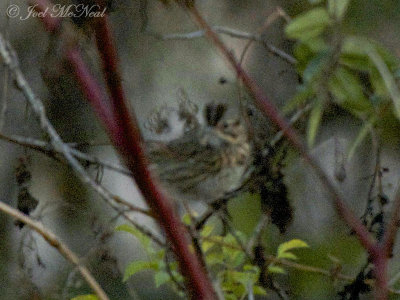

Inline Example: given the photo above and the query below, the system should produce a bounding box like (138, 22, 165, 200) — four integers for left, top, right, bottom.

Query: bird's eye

(223, 122, 229, 129)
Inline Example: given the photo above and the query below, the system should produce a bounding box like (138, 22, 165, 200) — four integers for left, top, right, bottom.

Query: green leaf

(123, 260, 159, 281)
(293, 43, 315, 73)
(231, 251, 246, 268)
(347, 116, 376, 161)
(304, 37, 329, 53)
(200, 224, 215, 237)
(222, 246, 242, 264)
(222, 233, 238, 246)
(155, 249, 165, 260)
(328, 0, 350, 20)
(222, 271, 247, 297)
(253, 285, 268, 295)
(329, 67, 373, 115)
(182, 213, 192, 225)
(340, 36, 372, 71)
(206, 251, 224, 266)
(341, 36, 400, 74)
(243, 264, 259, 273)
(282, 85, 313, 115)
(71, 295, 99, 300)
(224, 294, 237, 300)
(229, 269, 256, 288)
(201, 240, 215, 253)
(286, 8, 331, 41)
(303, 52, 329, 83)
(154, 271, 171, 288)
(368, 48, 400, 120)
(268, 265, 286, 274)
(277, 239, 309, 259)
(115, 224, 151, 250)
(370, 66, 389, 98)
(307, 99, 324, 148)
(278, 252, 298, 260)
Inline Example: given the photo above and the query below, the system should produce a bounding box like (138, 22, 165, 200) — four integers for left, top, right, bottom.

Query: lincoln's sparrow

(146, 103, 252, 204)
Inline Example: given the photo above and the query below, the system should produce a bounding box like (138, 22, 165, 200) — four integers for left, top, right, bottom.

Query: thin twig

(153, 25, 296, 65)
(269, 103, 312, 147)
(185, 2, 376, 257)
(165, 249, 186, 293)
(0, 200, 109, 300)
(0, 133, 132, 176)
(246, 214, 269, 254)
(0, 0, 11, 131)
(0, 33, 162, 248)
(0, 54, 9, 131)
(0, 135, 157, 237)
(240, 6, 293, 67)
(363, 130, 380, 219)
(62, 217, 117, 299)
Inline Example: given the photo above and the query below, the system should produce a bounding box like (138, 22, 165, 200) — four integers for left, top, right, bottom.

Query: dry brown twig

(0, 200, 109, 300)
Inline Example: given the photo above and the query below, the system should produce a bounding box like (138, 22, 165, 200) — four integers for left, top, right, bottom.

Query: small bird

(146, 103, 252, 205)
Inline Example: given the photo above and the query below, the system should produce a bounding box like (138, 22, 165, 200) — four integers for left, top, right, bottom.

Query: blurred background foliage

(1, 0, 400, 299)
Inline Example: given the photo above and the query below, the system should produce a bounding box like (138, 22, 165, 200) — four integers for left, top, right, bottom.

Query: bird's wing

(145, 136, 223, 191)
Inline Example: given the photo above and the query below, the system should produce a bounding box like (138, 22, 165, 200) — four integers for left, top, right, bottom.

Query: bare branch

(0, 0, 12, 131)
(153, 25, 296, 65)
(0, 33, 162, 249)
(0, 200, 109, 300)
(246, 214, 268, 255)
(0, 133, 132, 176)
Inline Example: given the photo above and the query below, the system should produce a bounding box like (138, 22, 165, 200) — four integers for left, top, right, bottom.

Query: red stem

(187, 5, 376, 254)
(28, 0, 61, 31)
(29, 1, 216, 298)
(185, 6, 393, 298)
(91, 15, 216, 298)
(66, 48, 119, 135)
(373, 249, 388, 300)
(27, 0, 398, 298)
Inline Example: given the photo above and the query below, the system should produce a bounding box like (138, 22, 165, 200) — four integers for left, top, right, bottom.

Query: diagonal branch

(0, 200, 109, 300)
(0, 32, 163, 249)
(89, 14, 216, 298)
(0, 133, 132, 176)
(152, 25, 296, 65)
(185, 3, 376, 256)
(25, 1, 216, 297)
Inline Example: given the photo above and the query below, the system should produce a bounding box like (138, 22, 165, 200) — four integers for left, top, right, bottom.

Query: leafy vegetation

(285, 0, 400, 151)
(116, 219, 309, 300)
